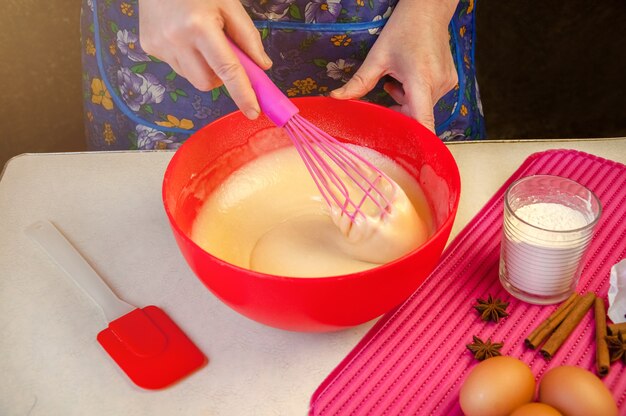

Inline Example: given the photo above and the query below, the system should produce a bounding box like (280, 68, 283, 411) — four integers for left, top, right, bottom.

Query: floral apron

(81, 0, 485, 150)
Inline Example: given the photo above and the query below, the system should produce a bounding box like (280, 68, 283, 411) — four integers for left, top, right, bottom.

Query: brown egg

(459, 356, 536, 416)
(510, 402, 563, 416)
(538, 365, 618, 416)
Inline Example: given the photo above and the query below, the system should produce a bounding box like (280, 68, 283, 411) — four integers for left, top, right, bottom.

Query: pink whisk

(229, 41, 397, 238)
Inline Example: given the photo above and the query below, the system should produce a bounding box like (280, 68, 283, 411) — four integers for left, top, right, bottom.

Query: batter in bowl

(191, 145, 433, 277)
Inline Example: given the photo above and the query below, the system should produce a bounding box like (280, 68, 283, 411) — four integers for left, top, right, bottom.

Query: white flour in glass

(502, 202, 593, 299)
(514, 203, 588, 231)
(499, 175, 601, 304)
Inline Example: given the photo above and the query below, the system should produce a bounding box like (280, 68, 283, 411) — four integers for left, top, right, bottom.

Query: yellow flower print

(103, 123, 116, 145)
(120, 2, 134, 16)
(287, 88, 299, 97)
(459, 26, 466, 38)
(85, 38, 96, 56)
(318, 86, 328, 93)
(155, 115, 194, 129)
(155, 141, 168, 150)
(467, 0, 474, 14)
(330, 34, 352, 47)
(91, 78, 114, 110)
(460, 104, 468, 116)
(464, 54, 470, 69)
(356, 0, 364, 7)
(292, 77, 318, 95)
(109, 41, 116, 55)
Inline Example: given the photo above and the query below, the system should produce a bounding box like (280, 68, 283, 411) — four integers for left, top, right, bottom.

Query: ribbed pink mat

(310, 150, 626, 415)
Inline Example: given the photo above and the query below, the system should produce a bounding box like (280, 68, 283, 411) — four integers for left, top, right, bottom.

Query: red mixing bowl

(162, 97, 460, 332)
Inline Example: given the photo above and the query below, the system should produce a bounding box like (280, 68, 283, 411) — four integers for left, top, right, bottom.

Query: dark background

(475, 0, 626, 139)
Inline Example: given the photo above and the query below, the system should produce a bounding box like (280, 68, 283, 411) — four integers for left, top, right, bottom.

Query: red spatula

(25, 220, 207, 390)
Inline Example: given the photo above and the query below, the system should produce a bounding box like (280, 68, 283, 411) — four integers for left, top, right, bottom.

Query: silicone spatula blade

(25, 220, 207, 389)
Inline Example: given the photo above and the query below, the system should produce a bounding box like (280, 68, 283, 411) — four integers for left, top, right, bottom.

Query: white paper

(608, 258, 626, 324)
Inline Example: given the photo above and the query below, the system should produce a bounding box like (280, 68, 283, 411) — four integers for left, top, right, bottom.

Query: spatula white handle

(25, 220, 135, 322)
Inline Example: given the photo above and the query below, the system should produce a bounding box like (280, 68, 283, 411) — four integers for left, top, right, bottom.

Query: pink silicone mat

(310, 150, 626, 415)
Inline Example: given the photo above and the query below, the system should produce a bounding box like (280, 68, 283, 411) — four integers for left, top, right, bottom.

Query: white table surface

(1, 138, 625, 416)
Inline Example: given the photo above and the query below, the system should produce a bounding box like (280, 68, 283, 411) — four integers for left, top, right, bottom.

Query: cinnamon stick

(608, 322, 626, 335)
(594, 297, 610, 377)
(525, 293, 580, 349)
(540, 292, 596, 360)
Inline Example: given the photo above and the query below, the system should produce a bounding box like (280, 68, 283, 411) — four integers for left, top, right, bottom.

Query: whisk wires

(284, 114, 397, 225)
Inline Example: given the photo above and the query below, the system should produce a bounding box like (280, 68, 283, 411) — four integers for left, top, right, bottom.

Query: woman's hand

(138, 0, 272, 119)
(331, 0, 459, 132)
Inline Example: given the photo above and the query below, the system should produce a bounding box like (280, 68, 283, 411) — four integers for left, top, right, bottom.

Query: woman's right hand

(138, 0, 272, 119)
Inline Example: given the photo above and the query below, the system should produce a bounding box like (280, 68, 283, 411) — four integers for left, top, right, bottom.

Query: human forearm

(398, 0, 459, 24)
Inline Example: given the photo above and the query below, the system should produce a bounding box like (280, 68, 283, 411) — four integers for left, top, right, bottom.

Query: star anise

(474, 295, 509, 323)
(466, 335, 504, 361)
(606, 331, 626, 364)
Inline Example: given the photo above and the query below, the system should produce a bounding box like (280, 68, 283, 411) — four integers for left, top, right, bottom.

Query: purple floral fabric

(80, 0, 485, 150)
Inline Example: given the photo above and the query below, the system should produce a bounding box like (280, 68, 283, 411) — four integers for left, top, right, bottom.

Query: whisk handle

(228, 39, 298, 127)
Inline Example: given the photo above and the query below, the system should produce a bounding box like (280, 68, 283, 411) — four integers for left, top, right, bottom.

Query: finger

(195, 28, 260, 119)
(176, 48, 223, 91)
(330, 60, 385, 100)
(383, 80, 406, 105)
(223, 2, 272, 69)
(388, 103, 413, 118)
(162, 55, 184, 79)
(389, 104, 403, 114)
(404, 80, 436, 132)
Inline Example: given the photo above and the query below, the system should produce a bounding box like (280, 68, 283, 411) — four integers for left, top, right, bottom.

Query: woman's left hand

(330, 0, 459, 133)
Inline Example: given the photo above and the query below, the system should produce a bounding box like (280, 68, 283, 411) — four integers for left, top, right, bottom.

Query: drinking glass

(499, 175, 601, 304)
